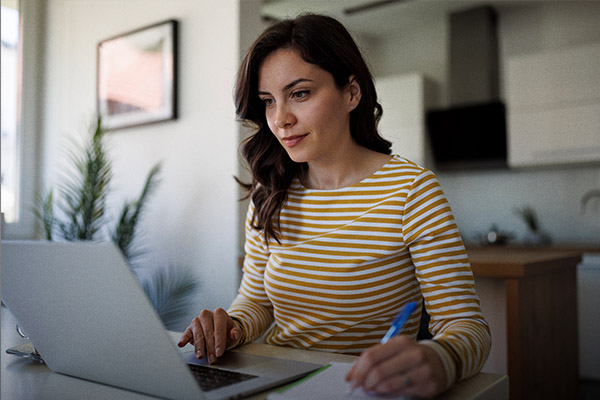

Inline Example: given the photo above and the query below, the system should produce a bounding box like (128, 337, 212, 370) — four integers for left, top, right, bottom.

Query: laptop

(1, 241, 322, 400)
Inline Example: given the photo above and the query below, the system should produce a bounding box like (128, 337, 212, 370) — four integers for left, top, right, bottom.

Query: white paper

(267, 362, 409, 400)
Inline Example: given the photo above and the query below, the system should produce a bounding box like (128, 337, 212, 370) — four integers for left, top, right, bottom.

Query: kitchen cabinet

(577, 252, 600, 381)
(468, 247, 581, 400)
(506, 42, 600, 167)
(375, 72, 436, 168)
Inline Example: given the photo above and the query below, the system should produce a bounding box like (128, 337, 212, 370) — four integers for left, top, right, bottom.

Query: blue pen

(348, 301, 418, 397)
(380, 301, 418, 344)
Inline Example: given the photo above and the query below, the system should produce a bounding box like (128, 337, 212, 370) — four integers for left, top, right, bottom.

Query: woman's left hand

(345, 335, 447, 399)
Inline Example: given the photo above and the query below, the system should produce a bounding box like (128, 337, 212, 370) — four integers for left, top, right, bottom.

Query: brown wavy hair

(235, 14, 391, 244)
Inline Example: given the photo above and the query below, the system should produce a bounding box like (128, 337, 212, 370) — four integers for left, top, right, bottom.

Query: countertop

(466, 246, 584, 278)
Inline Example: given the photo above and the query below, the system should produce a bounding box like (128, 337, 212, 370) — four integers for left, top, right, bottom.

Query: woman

(179, 14, 490, 398)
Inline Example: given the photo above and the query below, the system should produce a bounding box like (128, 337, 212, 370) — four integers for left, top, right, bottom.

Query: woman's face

(257, 48, 360, 164)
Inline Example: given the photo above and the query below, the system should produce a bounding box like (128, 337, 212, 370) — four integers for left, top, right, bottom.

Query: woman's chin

(285, 151, 309, 164)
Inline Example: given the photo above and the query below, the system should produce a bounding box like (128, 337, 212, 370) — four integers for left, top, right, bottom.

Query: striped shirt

(229, 155, 491, 387)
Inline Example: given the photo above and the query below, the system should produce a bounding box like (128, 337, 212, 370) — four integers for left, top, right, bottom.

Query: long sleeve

(402, 169, 491, 387)
(227, 202, 275, 343)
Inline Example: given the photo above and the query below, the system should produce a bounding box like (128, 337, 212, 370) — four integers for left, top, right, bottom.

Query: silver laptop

(1, 241, 321, 400)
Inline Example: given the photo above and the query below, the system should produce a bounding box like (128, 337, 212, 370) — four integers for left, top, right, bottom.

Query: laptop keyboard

(187, 363, 258, 392)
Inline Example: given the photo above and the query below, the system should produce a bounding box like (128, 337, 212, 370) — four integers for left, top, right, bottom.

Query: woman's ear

(347, 75, 362, 110)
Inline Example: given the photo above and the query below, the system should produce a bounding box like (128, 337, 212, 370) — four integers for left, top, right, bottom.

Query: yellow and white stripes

(228, 155, 490, 384)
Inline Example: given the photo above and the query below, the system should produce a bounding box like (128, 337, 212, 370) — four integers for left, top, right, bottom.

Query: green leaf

(32, 189, 56, 240)
(513, 206, 538, 232)
(55, 116, 111, 241)
(140, 265, 201, 331)
(112, 163, 162, 260)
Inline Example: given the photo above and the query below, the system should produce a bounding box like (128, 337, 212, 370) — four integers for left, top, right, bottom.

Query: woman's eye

(292, 90, 309, 100)
(261, 98, 274, 107)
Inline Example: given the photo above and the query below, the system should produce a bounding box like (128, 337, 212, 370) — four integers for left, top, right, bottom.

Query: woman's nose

(274, 105, 295, 129)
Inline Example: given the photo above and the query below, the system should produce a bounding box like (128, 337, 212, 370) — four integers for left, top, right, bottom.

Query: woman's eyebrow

(258, 78, 313, 96)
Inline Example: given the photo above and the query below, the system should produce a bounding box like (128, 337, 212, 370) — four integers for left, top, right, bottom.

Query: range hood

(427, 6, 507, 170)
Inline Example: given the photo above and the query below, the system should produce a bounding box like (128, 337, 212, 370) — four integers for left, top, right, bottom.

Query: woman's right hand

(177, 308, 243, 364)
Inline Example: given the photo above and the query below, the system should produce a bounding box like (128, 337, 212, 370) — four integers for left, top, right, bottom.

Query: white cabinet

(506, 42, 600, 167)
(375, 73, 435, 168)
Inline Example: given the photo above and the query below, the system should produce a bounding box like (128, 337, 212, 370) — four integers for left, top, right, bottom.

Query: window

(2, 0, 42, 239)
(1, 0, 20, 224)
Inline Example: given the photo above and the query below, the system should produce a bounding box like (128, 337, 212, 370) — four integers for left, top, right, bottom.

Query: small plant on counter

(514, 206, 539, 233)
(513, 205, 551, 245)
(34, 116, 199, 330)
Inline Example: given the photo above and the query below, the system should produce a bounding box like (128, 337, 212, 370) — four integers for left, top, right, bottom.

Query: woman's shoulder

(379, 154, 431, 176)
(368, 155, 442, 191)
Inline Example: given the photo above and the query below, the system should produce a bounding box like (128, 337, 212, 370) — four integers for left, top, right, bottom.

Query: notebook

(266, 362, 400, 400)
(1, 240, 321, 400)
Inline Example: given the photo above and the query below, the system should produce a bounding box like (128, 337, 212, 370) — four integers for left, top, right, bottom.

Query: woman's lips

(282, 133, 308, 148)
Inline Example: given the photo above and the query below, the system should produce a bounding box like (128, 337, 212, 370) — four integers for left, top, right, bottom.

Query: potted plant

(35, 117, 199, 330)
(514, 205, 551, 246)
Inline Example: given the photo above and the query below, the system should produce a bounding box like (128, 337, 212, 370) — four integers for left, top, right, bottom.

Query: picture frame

(97, 19, 178, 131)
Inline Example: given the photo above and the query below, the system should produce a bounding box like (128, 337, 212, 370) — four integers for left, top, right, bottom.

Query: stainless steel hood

(449, 6, 499, 106)
(426, 5, 507, 171)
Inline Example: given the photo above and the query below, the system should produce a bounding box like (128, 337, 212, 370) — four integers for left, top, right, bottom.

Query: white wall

(40, 0, 246, 312)
(236, 1, 269, 276)
(24, 1, 600, 324)
(370, 1, 600, 245)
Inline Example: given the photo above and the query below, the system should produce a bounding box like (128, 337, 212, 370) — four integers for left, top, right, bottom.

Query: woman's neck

(301, 146, 392, 190)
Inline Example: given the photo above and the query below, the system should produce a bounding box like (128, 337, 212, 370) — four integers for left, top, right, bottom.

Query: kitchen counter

(466, 246, 581, 400)
(467, 246, 583, 277)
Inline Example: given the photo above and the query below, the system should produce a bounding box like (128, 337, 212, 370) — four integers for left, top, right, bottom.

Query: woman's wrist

(230, 316, 247, 346)
(420, 339, 457, 390)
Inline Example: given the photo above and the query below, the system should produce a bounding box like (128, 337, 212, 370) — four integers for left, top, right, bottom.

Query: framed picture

(97, 20, 178, 131)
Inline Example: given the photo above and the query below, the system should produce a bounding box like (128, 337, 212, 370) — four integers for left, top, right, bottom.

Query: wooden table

(468, 247, 582, 400)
